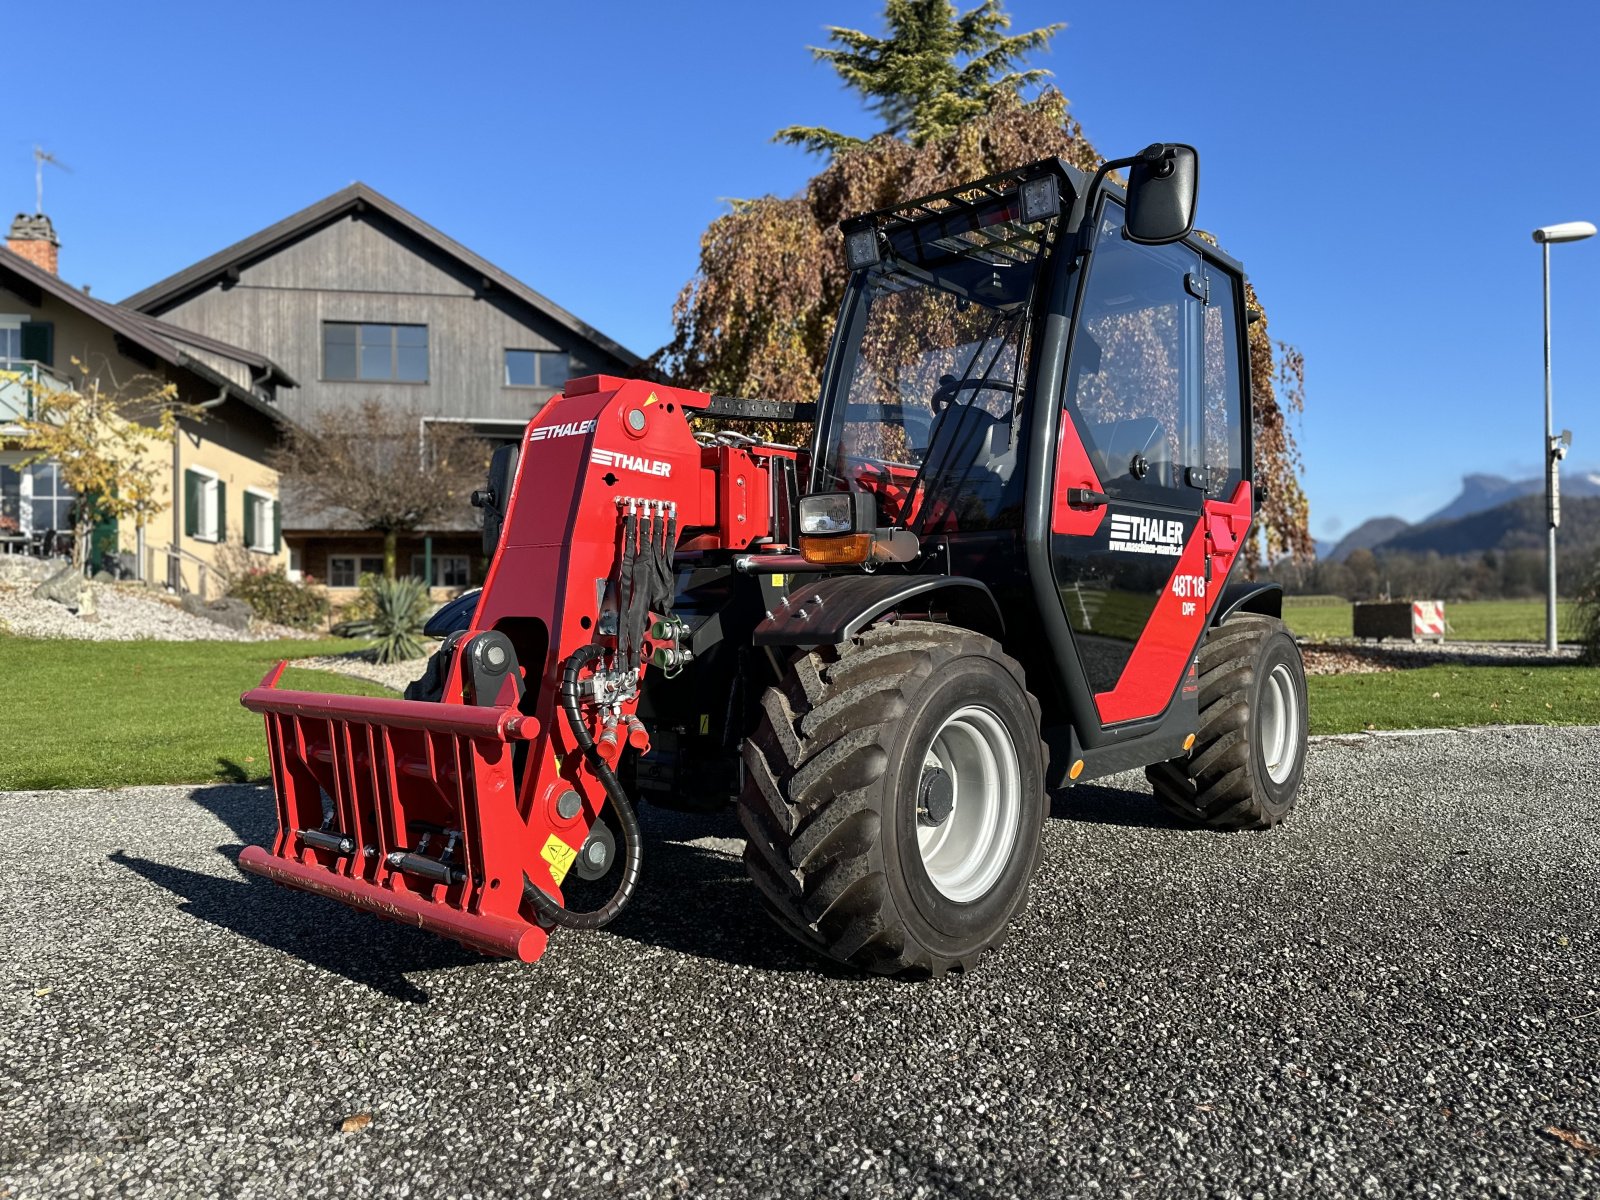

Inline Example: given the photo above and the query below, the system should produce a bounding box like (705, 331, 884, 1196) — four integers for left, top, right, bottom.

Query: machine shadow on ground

(147, 779, 1179, 990)
(1049, 780, 1189, 830)
(107, 848, 480, 1003)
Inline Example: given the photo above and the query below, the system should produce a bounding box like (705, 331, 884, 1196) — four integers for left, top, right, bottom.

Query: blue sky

(12, 0, 1598, 540)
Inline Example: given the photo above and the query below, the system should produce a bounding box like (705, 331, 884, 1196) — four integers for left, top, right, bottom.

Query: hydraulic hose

(522, 643, 643, 930)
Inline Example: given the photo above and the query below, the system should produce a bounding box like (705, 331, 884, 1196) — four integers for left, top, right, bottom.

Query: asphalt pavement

(2, 725, 1598, 1198)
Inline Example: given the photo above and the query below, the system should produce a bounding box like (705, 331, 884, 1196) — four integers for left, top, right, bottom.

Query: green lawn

(1284, 597, 1579, 643)
(1307, 665, 1600, 734)
(2, 633, 1596, 791)
(0, 637, 394, 791)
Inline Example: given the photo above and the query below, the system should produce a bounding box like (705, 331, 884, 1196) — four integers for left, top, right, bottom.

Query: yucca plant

(335, 575, 431, 663)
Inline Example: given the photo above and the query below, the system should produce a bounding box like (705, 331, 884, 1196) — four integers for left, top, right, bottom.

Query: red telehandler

(239, 145, 1307, 975)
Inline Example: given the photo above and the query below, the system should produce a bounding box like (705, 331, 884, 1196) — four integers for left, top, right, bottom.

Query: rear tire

(1146, 613, 1307, 830)
(738, 623, 1047, 977)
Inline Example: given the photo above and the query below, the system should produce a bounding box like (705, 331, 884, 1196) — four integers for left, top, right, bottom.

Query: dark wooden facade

(121, 185, 640, 582)
(124, 184, 640, 430)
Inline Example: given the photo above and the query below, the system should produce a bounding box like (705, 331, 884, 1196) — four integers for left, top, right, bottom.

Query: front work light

(843, 225, 883, 272)
(797, 491, 877, 565)
(1018, 175, 1060, 225)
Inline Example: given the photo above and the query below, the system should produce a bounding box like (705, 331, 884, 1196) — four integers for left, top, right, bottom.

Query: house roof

(121, 182, 643, 367)
(122, 308, 298, 389)
(0, 245, 291, 427)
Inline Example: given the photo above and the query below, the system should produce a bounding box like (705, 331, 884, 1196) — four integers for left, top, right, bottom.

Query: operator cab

(799, 147, 1258, 763)
(812, 186, 1047, 536)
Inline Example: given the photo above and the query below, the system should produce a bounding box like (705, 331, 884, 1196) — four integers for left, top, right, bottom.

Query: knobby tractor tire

(1146, 613, 1308, 830)
(738, 622, 1047, 977)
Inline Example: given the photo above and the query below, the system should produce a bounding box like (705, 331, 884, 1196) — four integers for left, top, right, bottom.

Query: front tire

(738, 623, 1047, 977)
(1146, 613, 1308, 829)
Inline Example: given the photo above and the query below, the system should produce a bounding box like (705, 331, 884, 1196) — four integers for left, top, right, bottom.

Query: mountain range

(1320, 470, 1600, 562)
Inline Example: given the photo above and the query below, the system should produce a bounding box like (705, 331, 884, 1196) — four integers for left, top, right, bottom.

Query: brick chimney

(7, 213, 59, 275)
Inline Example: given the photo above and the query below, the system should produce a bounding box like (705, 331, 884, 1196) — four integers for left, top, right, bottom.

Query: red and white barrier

(1412, 600, 1445, 641)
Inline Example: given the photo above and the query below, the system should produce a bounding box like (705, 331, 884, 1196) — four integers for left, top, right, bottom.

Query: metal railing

(0, 359, 71, 427)
(148, 543, 214, 600)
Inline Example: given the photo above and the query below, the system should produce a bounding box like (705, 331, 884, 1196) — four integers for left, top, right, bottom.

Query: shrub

(225, 566, 330, 630)
(332, 575, 431, 663)
(1576, 553, 1600, 664)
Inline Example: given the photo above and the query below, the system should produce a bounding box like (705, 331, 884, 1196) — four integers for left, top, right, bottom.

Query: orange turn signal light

(1069, 759, 1085, 780)
(799, 533, 872, 565)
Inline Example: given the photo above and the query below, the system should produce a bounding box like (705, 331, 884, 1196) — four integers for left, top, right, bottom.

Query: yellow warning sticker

(699, 713, 711, 735)
(644, 390, 659, 406)
(541, 835, 578, 886)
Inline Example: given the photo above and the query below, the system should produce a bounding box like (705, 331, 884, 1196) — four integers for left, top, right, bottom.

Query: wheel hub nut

(917, 767, 955, 827)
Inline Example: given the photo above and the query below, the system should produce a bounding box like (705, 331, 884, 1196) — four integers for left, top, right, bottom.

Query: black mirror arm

(1079, 144, 1176, 233)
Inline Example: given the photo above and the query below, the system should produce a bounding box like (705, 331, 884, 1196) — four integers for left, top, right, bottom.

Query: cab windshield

(815, 191, 1055, 532)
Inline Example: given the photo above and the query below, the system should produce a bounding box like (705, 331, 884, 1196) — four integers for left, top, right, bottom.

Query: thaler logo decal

(1108, 513, 1184, 557)
(528, 418, 597, 442)
(592, 448, 672, 477)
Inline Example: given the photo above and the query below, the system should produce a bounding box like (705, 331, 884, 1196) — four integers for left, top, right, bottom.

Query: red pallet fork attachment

(236, 662, 550, 962)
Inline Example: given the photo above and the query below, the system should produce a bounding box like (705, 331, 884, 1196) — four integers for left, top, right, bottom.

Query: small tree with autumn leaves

(10, 358, 205, 574)
(658, 0, 1311, 561)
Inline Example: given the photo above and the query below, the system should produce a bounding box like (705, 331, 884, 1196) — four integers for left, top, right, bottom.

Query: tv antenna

(34, 146, 71, 214)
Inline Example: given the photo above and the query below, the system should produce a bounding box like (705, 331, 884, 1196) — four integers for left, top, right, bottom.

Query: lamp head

(1533, 221, 1597, 244)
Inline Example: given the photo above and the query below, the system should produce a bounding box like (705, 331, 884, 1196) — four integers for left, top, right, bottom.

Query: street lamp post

(1532, 221, 1596, 653)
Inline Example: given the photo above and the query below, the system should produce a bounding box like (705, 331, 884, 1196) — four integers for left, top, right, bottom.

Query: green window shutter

(272, 499, 282, 554)
(243, 492, 256, 548)
(184, 470, 200, 538)
(215, 480, 227, 543)
(20, 321, 53, 367)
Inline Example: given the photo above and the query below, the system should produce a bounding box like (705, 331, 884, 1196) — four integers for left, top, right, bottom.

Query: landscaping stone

(32, 564, 84, 610)
(0, 556, 54, 586)
(0, 579, 312, 642)
(179, 594, 255, 632)
(291, 650, 432, 692)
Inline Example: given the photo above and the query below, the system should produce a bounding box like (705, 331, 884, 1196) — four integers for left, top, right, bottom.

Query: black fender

(423, 588, 481, 637)
(751, 574, 1004, 647)
(1210, 580, 1283, 626)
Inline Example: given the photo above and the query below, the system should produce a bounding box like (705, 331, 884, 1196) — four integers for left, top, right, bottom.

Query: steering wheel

(931, 374, 1020, 415)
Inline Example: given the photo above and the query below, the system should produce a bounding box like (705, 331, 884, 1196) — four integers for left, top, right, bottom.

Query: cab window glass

(1065, 200, 1202, 504)
(1202, 269, 1245, 498)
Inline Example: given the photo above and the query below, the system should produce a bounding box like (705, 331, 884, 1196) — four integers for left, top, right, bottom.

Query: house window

(324, 323, 428, 382)
(409, 554, 472, 587)
(243, 490, 279, 554)
(1, 464, 21, 533)
(29, 462, 78, 532)
(184, 468, 224, 542)
(504, 349, 571, 389)
(328, 555, 386, 587)
(0, 318, 51, 367)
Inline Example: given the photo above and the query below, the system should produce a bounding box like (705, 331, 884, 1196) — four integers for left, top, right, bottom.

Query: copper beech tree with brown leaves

(270, 399, 489, 579)
(656, 2, 1310, 562)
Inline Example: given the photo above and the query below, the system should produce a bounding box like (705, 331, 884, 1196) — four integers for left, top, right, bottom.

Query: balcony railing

(0, 359, 71, 428)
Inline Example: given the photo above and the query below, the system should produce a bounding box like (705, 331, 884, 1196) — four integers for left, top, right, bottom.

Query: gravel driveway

(3, 727, 1597, 1198)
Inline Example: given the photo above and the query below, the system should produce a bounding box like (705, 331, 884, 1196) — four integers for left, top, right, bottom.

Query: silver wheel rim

(1259, 662, 1302, 785)
(917, 705, 1021, 903)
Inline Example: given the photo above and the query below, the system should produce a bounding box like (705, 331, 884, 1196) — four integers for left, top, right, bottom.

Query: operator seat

(919, 393, 1017, 521)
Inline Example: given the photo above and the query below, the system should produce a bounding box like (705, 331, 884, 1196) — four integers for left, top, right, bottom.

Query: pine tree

(776, 0, 1064, 152)
(660, 2, 1313, 562)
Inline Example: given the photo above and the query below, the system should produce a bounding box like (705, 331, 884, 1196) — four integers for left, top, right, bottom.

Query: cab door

(1050, 199, 1237, 727)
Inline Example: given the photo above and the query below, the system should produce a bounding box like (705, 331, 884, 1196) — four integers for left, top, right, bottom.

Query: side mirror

(473, 443, 520, 559)
(1123, 144, 1199, 245)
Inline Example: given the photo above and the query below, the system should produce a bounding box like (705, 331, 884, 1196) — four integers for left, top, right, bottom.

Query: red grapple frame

(238, 376, 781, 963)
